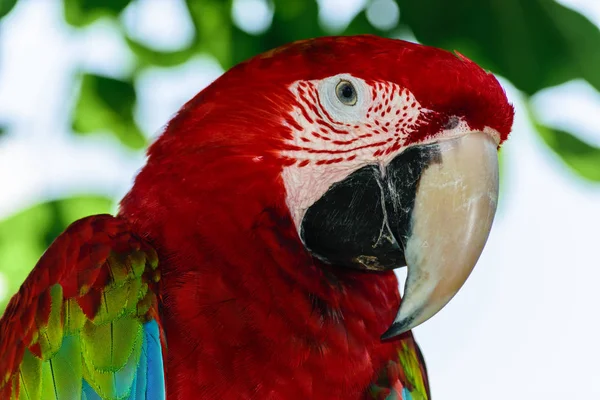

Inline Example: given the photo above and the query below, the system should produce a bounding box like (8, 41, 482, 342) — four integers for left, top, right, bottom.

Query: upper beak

(381, 131, 499, 339)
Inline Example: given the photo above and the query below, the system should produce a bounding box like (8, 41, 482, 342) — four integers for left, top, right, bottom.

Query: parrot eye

(335, 80, 357, 106)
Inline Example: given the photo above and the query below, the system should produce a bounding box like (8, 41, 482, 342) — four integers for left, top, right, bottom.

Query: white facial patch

(279, 73, 472, 231)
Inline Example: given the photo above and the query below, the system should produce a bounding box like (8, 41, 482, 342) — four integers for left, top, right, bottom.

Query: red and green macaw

(0, 35, 513, 399)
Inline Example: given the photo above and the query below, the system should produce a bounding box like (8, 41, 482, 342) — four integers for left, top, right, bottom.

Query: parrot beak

(300, 131, 499, 340)
(380, 131, 499, 340)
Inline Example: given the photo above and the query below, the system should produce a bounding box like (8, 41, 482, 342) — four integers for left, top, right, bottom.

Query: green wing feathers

(0, 215, 162, 399)
(368, 335, 430, 400)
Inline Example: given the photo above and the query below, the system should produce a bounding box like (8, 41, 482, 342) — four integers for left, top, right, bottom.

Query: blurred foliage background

(2, 1, 600, 397)
(0, 0, 599, 316)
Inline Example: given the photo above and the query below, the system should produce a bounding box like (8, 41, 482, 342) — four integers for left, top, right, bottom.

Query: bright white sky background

(1, 0, 600, 398)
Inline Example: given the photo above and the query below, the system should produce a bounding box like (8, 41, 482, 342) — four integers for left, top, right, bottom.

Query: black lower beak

(300, 143, 440, 271)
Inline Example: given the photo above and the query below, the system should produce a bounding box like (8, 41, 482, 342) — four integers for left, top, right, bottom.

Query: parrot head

(122, 35, 513, 341)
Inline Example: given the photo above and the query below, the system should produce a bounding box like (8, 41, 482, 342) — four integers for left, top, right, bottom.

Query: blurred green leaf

(0, 196, 113, 313)
(535, 123, 600, 181)
(72, 73, 146, 150)
(0, 0, 18, 19)
(273, 0, 308, 20)
(0, 125, 6, 137)
(125, 37, 199, 69)
(269, 0, 324, 45)
(230, 27, 266, 66)
(343, 10, 386, 36)
(123, 0, 200, 69)
(397, 0, 600, 95)
(544, 2, 600, 95)
(129, 0, 233, 69)
(498, 146, 507, 198)
(63, 0, 132, 27)
(231, 0, 325, 66)
(187, 0, 232, 68)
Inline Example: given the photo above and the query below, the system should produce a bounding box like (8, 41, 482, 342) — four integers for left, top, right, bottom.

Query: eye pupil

(335, 80, 358, 106)
(341, 84, 353, 99)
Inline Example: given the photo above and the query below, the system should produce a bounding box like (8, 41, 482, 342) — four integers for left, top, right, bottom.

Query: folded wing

(0, 214, 165, 400)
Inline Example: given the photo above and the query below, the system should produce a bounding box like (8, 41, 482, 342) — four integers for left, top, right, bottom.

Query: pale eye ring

(335, 80, 358, 106)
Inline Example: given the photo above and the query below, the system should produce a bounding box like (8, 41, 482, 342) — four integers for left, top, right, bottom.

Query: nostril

(443, 115, 460, 130)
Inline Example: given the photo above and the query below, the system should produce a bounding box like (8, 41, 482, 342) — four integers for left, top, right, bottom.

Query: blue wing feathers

(143, 320, 166, 400)
(82, 381, 102, 400)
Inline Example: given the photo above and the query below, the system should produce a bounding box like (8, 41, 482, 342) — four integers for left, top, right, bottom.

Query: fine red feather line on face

(294, 139, 393, 155)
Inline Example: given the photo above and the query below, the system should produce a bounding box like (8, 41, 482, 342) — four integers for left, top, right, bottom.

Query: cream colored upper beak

(382, 131, 499, 339)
